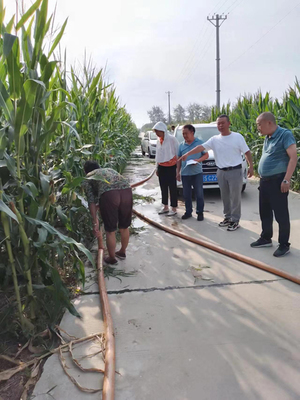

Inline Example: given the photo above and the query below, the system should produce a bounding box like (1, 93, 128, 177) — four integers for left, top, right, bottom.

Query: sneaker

(273, 244, 290, 257)
(166, 210, 177, 217)
(219, 218, 231, 227)
(250, 237, 272, 248)
(158, 207, 169, 215)
(181, 213, 192, 220)
(197, 213, 204, 221)
(227, 222, 240, 231)
(115, 251, 126, 260)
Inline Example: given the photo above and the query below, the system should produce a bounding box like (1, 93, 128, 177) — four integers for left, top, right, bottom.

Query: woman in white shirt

(153, 121, 179, 216)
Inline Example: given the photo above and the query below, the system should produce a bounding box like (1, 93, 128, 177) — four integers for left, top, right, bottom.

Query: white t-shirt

(203, 132, 249, 169)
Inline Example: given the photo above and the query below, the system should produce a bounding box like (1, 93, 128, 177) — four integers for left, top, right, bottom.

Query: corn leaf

(5, 15, 15, 34)
(0, 200, 19, 223)
(25, 216, 95, 267)
(0, 81, 13, 122)
(16, 0, 43, 30)
(48, 18, 68, 58)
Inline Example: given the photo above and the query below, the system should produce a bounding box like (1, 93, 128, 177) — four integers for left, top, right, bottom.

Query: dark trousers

(158, 164, 177, 208)
(182, 173, 204, 215)
(259, 173, 290, 245)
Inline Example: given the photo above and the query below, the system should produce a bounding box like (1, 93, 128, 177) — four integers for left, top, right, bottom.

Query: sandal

(104, 256, 118, 265)
(115, 251, 126, 260)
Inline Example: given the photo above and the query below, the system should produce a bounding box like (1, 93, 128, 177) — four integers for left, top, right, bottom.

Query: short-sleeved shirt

(178, 137, 206, 176)
(82, 168, 130, 204)
(258, 126, 296, 178)
(203, 132, 249, 169)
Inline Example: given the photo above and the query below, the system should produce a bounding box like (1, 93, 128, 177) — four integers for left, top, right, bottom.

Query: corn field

(211, 83, 300, 190)
(0, 0, 138, 337)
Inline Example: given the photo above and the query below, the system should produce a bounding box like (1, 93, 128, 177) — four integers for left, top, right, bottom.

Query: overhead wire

(182, 30, 215, 85)
(178, 0, 233, 83)
(208, 0, 228, 15)
(215, 0, 232, 14)
(177, 23, 210, 82)
(222, 0, 300, 73)
(199, 0, 300, 91)
(223, 0, 244, 14)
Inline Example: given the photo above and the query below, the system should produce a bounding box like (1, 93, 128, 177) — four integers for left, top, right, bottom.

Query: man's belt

(260, 172, 285, 181)
(218, 164, 242, 171)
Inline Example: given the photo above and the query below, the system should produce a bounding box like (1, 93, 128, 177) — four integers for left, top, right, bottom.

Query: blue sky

(5, 0, 300, 127)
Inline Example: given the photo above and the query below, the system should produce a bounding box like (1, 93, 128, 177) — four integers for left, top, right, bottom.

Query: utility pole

(207, 14, 227, 110)
(166, 91, 172, 124)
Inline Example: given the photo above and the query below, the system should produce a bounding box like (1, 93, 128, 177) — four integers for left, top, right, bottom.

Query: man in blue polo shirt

(177, 124, 208, 221)
(251, 112, 297, 257)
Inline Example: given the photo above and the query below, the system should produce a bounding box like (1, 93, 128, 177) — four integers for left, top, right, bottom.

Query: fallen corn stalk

(0, 332, 105, 382)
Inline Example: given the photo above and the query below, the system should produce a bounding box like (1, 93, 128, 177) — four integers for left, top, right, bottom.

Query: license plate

(203, 174, 218, 182)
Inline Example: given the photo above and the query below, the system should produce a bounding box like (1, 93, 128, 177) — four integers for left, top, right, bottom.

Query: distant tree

(140, 122, 153, 132)
(187, 103, 212, 122)
(173, 104, 186, 123)
(199, 105, 213, 121)
(147, 106, 166, 124)
(186, 103, 200, 122)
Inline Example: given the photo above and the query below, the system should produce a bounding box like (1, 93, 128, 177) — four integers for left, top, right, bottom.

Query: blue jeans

(182, 173, 204, 215)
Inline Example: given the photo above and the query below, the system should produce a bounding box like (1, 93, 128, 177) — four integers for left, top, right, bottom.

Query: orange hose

(97, 238, 115, 400)
(131, 168, 156, 188)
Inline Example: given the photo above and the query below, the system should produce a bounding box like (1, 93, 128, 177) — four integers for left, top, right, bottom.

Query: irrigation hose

(97, 237, 115, 400)
(132, 168, 300, 286)
(130, 168, 156, 188)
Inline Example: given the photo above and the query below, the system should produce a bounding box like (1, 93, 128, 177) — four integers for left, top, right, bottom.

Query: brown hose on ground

(132, 169, 300, 286)
(131, 168, 156, 188)
(97, 237, 115, 400)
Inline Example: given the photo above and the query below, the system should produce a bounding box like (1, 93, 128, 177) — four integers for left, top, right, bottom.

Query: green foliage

(211, 86, 300, 190)
(0, 0, 138, 336)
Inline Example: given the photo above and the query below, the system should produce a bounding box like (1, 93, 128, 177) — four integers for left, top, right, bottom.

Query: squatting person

(177, 124, 208, 221)
(178, 115, 254, 231)
(251, 112, 297, 257)
(83, 160, 133, 265)
(154, 121, 179, 216)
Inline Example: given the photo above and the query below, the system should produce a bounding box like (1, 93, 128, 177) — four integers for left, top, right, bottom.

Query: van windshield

(150, 132, 157, 140)
(176, 127, 219, 143)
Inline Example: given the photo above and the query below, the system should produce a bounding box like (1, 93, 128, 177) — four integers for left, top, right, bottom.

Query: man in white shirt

(178, 115, 254, 231)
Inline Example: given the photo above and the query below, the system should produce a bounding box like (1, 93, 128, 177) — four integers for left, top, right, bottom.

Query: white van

(141, 131, 157, 158)
(175, 123, 248, 191)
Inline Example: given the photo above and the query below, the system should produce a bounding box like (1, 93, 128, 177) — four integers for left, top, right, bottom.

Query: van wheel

(141, 147, 145, 156)
(242, 184, 246, 192)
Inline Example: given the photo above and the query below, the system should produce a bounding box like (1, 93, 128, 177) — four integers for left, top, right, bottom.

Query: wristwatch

(282, 179, 290, 184)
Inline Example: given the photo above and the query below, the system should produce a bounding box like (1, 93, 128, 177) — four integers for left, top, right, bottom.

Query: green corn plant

(0, 0, 139, 337)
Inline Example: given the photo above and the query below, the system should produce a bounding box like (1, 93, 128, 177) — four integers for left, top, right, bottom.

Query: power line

(177, 24, 210, 82)
(182, 30, 215, 85)
(208, 0, 227, 15)
(222, 0, 300, 73)
(199, 1, 300, 94)
(217, 0, 232, 13)
(178, 0, 237, 83)
(224, 0, 244, 14)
